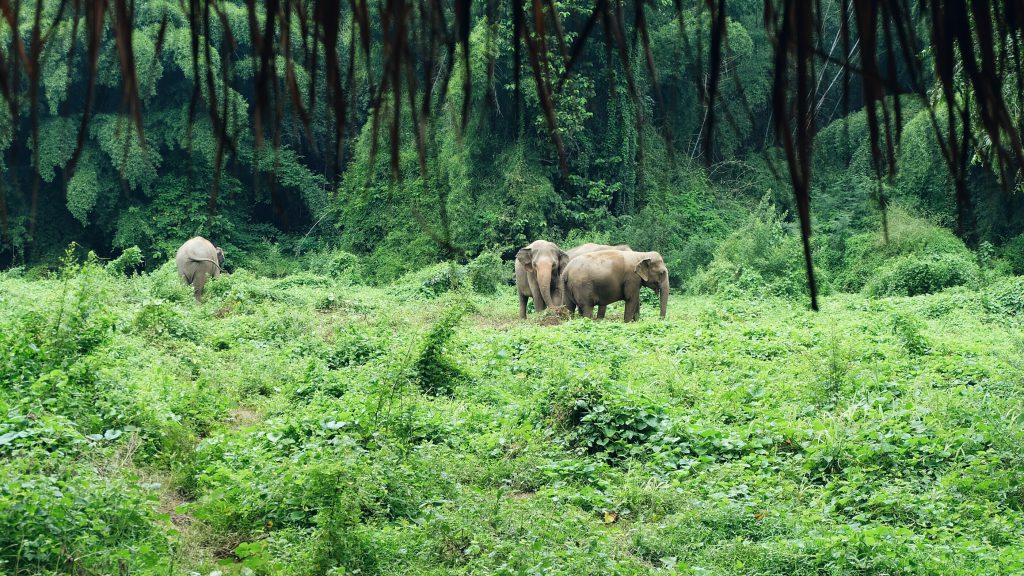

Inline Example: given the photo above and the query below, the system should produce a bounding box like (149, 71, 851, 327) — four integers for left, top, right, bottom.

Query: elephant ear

(557, 250, 570, 273)
(516, 248, 534, 270)
(216, 247, 224, 265)
(635, 257, 653, 282)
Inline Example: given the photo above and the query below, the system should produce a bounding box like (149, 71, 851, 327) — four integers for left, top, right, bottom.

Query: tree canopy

(2, 0, 1024, 306)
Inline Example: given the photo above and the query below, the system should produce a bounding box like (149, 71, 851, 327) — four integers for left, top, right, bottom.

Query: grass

(1, 259, 1023, 575)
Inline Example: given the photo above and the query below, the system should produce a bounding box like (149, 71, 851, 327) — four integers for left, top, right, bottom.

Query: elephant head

(634, 252, 670, 319)
(216, 247, 225, 267)
(517, 240, 569, 312)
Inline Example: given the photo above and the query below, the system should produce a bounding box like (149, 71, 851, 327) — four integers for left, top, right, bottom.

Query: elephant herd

(516, 240, 669, 322)
(174, 236, 668, 322)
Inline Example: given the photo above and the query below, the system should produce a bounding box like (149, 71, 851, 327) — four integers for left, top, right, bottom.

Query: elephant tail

(183, 258, 221, 285)
(190, 257, 222, 274)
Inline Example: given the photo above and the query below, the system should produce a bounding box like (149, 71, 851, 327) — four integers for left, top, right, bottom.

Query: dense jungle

(2, 0, 1024, 574)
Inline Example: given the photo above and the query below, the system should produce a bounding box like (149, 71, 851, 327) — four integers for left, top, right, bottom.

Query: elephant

(175, 236, 224, 302)
(566, 243, 632, 260)
(561, 250, 669, 322)
(563, 243, 634, 317)
(515, 240, 570, 319)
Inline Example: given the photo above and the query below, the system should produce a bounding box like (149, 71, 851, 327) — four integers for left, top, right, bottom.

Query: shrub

(465, 251, 509, 294)
(310, 248, 363, 282)
(889, 311, 931, 355)
(142, 261, 192, 303)
(0, 463, 169, 575)
(983, 276, 1024, 316)
(690, 196, 821, 299)
(1004, 234, 1024, 276)
(392, 262, 467, 299)
(420, 263, 467, 297)
(865, 253, 979, 297)
(414, 301, 472, 395)
(538, 374, 665, 461)
(327, 325, 382, 369)
(838, 209, 975, 292)
(106, 245, 144, 276)
(131, 298, 197, 340)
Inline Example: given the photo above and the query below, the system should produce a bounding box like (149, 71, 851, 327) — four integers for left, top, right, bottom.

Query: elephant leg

(596, 305, 607, 319)
(192, 262, 213, 302)
(580, 304, 595, 319)
(624, 298, 639, 322)
(193, 274, 206, 302)
(563, 289, 577, 316)
(519, 293, 529, 319)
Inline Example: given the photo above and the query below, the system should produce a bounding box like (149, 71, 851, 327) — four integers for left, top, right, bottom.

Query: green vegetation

(3, 1, 1024, 574)
(2, 251, 1023, 575)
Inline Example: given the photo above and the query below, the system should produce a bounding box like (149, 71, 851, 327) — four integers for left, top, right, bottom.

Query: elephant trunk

(537, 264, 556, 310)
(659, 280, 669, 319)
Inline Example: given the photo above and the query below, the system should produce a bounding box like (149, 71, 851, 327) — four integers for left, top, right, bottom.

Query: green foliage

(106, 245, 144, 276)
(865, 252, 980, 297)
(690, 195, 820, 299)
(414, 301, 472, 395)
(552, 377, 666, 461)
(838, 209, 977, 293)
(65, 150, 103, 226)
(983, 276, 1024, 317)
(0, 459, 169, 575)
(889, 311, 931, 355)
(1005, 234, 1024, 275)
(1, 262, 1023, 575)
(466, 251, 509, 295)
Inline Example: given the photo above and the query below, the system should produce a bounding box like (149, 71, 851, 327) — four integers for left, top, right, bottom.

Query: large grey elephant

(515, 240, 569, 319)
(561, 250, 669, 322)
(563, 243, 633, 317)
(175, 236, 224, 302)
(566, 243, 632, 260)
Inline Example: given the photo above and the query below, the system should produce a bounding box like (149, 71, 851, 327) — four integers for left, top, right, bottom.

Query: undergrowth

(1, 252, 1023, 575)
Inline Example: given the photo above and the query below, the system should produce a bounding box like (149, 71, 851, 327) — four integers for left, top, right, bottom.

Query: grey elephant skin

(564, 243, 633, 318)
(562, 250, 669, 322)
(175, 236, 224, 302)
(566, 243, 632, 260)
(515, 240, 570, 319)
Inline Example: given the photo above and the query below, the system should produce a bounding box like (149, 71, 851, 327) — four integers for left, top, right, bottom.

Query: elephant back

(178, 236, 217, 263)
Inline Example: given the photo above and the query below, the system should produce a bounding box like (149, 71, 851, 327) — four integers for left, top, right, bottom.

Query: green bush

(983, 276, 1024, 316)
(327, 324, 383, 369)
(0, 463, 169, 575)
(131, 299, 197, 340)
(465, 251, 509, 294)
(690, 196, 822, 299)
(106, 245, 144, 277)
(141, 262, 192, 303)
(414, 301, 472, 395)
(420, 264, 467, 297)
(1004, 234, 1024, 276)
(537, 373, 664, 461)
(838, 209, 975, 293)
(889, 311, 931, 355)
(865, 253, 979, 297)
(310, 248, 363, 282)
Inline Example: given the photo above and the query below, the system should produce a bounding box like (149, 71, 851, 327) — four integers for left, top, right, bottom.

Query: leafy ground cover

(2, 256, 1023, 575)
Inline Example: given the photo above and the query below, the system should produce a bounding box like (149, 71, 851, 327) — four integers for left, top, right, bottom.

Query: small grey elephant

(515, 240, 569, 319)
(561, 249, 669, 322)
(175, 236, 224, 302)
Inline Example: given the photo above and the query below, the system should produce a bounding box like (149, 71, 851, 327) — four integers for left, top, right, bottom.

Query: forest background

(2, 0, 1023, 293)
